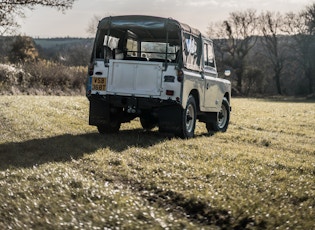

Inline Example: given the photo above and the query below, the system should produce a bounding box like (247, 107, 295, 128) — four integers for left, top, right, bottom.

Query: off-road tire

(206, 97, 230, 133)
(140, 116, 157, 131)
(178, 95, 197, 139)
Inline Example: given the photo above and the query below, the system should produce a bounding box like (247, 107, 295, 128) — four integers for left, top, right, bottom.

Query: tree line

(209, 3, 315, 96)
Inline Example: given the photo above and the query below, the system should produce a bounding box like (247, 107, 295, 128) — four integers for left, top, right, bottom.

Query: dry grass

(0, 96, 314, 229)
(0, 62, 86, 96)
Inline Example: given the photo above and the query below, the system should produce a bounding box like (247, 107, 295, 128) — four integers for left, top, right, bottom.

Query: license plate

(92, 77, 106, 91)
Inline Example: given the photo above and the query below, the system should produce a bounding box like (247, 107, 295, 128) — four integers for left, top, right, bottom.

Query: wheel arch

(224, 92, 230, 103)
(189, 89, 200, 113)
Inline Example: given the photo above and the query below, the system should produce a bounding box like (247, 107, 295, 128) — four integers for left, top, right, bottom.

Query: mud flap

(158, 105, 183, 133)
(89, 98, 110, 126)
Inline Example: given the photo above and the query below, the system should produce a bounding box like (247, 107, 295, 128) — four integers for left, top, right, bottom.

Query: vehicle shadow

(0, 129, 167, 170)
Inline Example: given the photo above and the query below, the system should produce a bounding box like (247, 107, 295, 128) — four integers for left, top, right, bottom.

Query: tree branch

(0, 0, 76, 35)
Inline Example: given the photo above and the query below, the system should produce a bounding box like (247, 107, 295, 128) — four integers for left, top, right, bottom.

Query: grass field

(0, 96, 314, 229)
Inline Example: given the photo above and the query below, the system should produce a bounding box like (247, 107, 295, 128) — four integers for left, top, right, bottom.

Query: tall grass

(0, 96, 314, 229)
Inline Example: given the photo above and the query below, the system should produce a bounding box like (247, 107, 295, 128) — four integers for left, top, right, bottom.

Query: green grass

(0, 96, 314, 229)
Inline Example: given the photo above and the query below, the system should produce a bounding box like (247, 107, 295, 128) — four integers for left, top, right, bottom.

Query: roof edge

(98, 15, 202, 36)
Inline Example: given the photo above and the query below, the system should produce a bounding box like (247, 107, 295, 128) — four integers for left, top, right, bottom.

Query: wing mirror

(224, 70, 231, 77)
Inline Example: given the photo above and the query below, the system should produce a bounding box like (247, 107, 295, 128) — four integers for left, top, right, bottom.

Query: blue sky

(18, 0, 311, 37)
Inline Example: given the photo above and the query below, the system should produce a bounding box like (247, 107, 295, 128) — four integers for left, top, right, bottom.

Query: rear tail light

(177, 69, 184, 82)
(166, 90, 174, 96)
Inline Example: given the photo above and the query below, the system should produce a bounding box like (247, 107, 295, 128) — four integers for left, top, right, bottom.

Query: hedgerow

(0, 61, 86, 95)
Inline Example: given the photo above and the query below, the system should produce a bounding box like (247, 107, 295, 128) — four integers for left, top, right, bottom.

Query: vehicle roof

(98, 15, 203, 38)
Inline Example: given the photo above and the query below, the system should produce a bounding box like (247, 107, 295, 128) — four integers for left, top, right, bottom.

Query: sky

(17, 0, 312, 38)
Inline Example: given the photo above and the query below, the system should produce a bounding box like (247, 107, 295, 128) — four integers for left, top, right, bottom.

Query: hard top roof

(98, 15, 202, 37)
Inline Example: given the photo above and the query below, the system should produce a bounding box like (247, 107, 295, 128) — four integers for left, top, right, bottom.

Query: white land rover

(86, 15, 231, 138)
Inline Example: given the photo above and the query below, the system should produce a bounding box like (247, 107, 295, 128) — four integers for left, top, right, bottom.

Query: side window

(204, 44, 208, 66)
(204, 41, 215, 68)
(185, 37, 198, 55)
(182, 32, 202, 71)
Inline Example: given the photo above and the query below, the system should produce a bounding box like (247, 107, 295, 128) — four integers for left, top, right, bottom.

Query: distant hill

(0, 36, 94, 65)
(33, 37, 94, 49)
(33, 37, 94, 66)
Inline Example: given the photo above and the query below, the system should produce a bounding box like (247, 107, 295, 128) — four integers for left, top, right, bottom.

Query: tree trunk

(237, 73, 243, 94)
(235, 61, 244, 95)
(274, 68, 282, 95)
(305, 68, 314, 94)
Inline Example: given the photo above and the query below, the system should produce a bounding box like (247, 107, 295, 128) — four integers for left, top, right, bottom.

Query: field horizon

(0, 96, 314, 229)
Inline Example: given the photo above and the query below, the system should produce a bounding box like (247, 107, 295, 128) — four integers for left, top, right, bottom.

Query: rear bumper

(88, 95, 183, 131)
(87, 94, 179, 110)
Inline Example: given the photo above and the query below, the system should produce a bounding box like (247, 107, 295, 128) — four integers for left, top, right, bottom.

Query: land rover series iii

(86, 15, 231, 138)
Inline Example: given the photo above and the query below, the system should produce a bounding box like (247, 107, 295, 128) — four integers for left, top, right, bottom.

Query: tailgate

(107, 60, 163, 96)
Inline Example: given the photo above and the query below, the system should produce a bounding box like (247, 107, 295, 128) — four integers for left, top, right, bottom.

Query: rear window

(94, 31, 180, 62)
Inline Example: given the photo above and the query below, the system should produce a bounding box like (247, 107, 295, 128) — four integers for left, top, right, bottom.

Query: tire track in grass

(67, 157, 204, 229)
(74, 155, 266, 229)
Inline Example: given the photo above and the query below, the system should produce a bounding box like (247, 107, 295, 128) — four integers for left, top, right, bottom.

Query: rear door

(106, 60, 163, 96)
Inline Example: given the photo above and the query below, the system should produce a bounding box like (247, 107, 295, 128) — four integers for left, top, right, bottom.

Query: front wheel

(206, 98, 230, 133)
(178, 95, 197, 139)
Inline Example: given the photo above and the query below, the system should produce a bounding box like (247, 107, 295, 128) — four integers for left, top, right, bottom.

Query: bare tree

(259, 11, 287, 95)
(0, 0, 76, 35)
(222, 9, 259, 94)
(283, 3, 315, 94)
(207, 22, 229, 76)
(303, 2, 315, 35)
(86, 15, 102, 37)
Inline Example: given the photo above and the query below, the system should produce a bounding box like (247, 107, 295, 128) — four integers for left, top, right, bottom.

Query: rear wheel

(178, 95, 197, 139)
(140, 116, 157, 131)
(206, 98, 230, 133)
(97, 120, 121, 134)
(97, 108, 122, 134)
